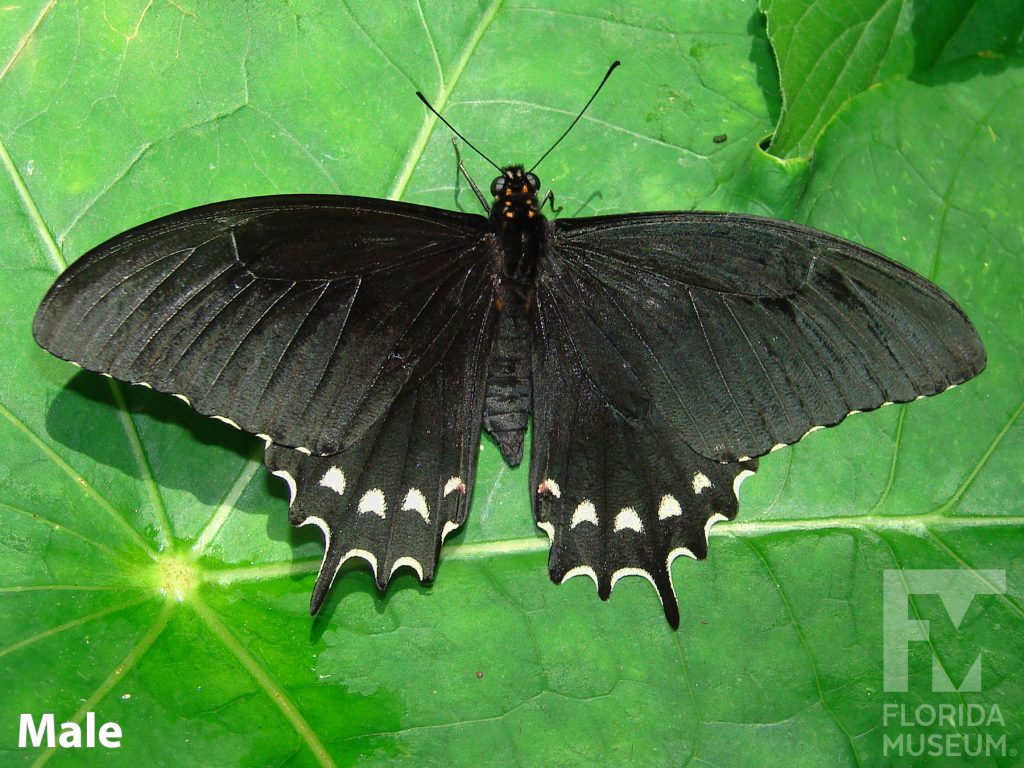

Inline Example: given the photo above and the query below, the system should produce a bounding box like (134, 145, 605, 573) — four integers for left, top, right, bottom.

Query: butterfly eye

(525, 173, 540, 191)
(490, 177, 505, 196)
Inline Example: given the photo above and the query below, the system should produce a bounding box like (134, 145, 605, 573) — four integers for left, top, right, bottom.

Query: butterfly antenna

(529, 60, 621, 174)
(416, 92, 503, 173)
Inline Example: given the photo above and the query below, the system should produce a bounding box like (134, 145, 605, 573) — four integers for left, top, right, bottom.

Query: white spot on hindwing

(704, 512, 728, 544)
(256, 433, 273, 448)
(538, 478, 561, 498)
(668, 546, 697, 563)
(570, 500, 598, 529)
(401, 488, 430, 523)
(212, 415, 240, 429)
(357, 488, 386, 518)
(561, 565, 599, 589)
(318, 466, 346, 496)
(443, 476, 465, 496)
(340, 548, 378, 578)
(298, 514, 331, 584)
(173, 393, 191, 405)
(271, 470, 297, 506)
(658, 495, 682, 520)
(733, 469, 755, 499)
(691, 472, 712, 495)
(610, 567, 657, 591)
(441, 520, 462, 542)
(536, 521, 555, 543)
(560, 504, 737, 604)
(613, 507, 643, 533)
(389, 556, 425, 580)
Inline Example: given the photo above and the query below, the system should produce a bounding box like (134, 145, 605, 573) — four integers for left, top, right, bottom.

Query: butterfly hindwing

(33, 195, 494, 455)
(545, 212, 986, 463)
(531, 292, 758, 627)
(265, 278, 495, 611)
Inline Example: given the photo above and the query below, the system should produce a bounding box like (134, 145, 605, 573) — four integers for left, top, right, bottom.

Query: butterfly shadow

(308, 565, 433, 642)
(47, 371, 435, 629)
(46, 372, 317, 549)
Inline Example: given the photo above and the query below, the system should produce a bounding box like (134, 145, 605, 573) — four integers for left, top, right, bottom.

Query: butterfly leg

(538, 189, 562, 214)
(452, 138, 489, 212)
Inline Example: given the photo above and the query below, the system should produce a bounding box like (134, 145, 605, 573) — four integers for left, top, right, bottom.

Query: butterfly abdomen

(483, 252, 540, 468)
(482, 297, 533, 467)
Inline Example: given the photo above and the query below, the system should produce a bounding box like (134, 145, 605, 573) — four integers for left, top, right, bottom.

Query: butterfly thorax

(482, 164, 544, 467)
(489, 164, 544, 293)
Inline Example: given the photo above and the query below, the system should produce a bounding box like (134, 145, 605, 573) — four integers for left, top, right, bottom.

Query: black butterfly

(33, 63, 985, 628)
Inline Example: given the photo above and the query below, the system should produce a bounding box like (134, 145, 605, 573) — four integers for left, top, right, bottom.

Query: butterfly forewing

(543, 213, 986, 463)
(33, 196, 495, 455)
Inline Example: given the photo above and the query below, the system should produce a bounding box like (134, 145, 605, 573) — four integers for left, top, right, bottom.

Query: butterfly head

(491, 165, 541, 221)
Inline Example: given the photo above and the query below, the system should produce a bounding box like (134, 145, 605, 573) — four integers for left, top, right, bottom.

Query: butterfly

(32, 62, 985, 628)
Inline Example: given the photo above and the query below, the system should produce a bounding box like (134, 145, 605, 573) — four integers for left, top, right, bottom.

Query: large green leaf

(2, 2, 1021, 766)
(762, 0, 1024, 157)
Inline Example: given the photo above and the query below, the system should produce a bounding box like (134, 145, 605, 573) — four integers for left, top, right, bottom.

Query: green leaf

(2, 3, 1021, 767)
(761, 0, 916, 158)
(761, 0, 1024, 158)
(910, 0, 1024, 71)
